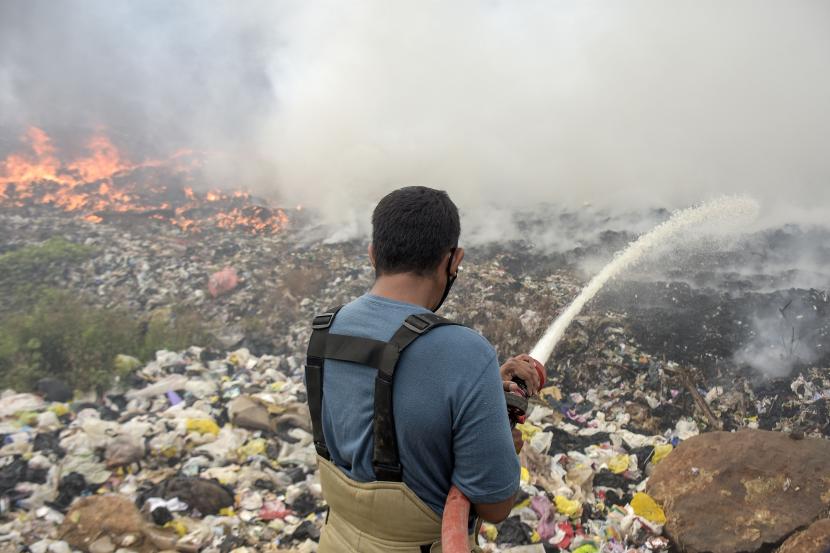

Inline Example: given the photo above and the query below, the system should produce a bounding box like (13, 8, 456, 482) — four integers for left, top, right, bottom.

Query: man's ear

(450, 247, 465, 275)
(368, 243, 376, 268)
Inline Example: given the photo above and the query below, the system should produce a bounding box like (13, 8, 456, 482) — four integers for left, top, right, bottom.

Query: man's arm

(474, 496, 516, 523)
(450, 351, 521, 523)
(473, 427, 523, 522)
(462, 357, 537, 523)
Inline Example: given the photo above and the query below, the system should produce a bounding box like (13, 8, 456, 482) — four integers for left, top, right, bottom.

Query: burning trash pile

(0, 127, 289, 235)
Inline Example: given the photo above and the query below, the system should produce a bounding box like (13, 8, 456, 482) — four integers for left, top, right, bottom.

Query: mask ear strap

(432, 247, 457, 313)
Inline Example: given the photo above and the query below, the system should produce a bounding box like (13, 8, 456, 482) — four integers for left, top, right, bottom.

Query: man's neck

(370, 273, 438, 310)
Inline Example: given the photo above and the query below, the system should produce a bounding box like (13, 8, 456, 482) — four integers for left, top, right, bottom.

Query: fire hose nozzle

(506, 356, 546, 426)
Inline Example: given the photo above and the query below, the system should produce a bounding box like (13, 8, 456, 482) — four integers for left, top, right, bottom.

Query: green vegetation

(0, 290, 137, 392)
(0, 237, 94, 315)
(0, 237, 93, 277)
(0, 290, 213, 393)
(0, 238, 213, 394)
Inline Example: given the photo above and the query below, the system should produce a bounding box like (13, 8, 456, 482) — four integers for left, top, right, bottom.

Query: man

(305, 186, 541, 552)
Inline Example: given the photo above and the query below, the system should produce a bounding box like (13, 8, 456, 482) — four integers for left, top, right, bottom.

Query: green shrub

(0, 290, 137, 392)
(0, 238, 94, 315)
(0, 290, 212, 393)
(138, 307, 214, 360)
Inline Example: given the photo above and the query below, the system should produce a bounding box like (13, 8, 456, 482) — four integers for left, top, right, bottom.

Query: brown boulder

(647, 430, 830, 553)
(777, 519, 830, 553)
(58, 494, 162, 553)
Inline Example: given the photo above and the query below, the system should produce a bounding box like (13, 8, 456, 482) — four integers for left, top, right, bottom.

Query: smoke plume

(2, 1, 829, 227)
(734, 294, 827, 378)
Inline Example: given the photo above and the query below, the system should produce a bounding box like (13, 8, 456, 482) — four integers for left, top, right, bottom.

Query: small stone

(47, 542, 71, 553)
(29, 540, 49, 553)
(89, 536, 116, 553)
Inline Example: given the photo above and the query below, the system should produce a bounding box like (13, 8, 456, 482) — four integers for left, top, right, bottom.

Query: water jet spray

(530, 196, 760, 366)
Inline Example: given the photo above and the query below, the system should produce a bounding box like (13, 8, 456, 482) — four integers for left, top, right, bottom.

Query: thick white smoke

(2, 1, 829, 229)
(262, 1, 830, 228)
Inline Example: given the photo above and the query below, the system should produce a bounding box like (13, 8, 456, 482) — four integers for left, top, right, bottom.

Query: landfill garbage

(104, 434, 146, 468)
(2, 207, 830, 552)
(34, 379, 73, 403)
(2, 339, 825, 551)
(138, 476, 234, 516)
(0, 347, 324, 551)
(228, 395, 278, 433)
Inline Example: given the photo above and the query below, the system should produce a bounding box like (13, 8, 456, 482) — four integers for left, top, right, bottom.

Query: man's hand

(511, 428, 523, 454)
(500, 354, 541, 396)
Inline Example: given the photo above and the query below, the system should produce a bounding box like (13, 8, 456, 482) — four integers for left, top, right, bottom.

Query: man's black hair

(371, 186, 460, 276)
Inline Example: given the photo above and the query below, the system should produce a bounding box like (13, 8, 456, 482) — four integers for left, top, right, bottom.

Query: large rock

(777, 518, 830, 553)
(648, 430, 830, 553)
(58, 495, 158, 553)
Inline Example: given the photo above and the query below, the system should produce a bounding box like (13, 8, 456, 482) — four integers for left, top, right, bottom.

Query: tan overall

(317, 457, 482, 553)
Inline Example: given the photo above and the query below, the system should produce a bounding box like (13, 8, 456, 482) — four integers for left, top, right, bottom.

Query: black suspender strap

(372, 312, 457, 482)
(305, 305, 344, 460)
(324, 334, 398, 369)
(305, 307, 459, 482)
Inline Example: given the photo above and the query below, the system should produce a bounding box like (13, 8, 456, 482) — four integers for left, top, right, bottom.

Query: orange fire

(0, 127, 72, 190)
(66, 134, 129, 182)
(0, 126, 288, 234)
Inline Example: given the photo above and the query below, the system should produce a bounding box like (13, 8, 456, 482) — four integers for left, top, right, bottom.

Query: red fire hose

(441, 358, 546, 552)
(441, 486, 472, 552)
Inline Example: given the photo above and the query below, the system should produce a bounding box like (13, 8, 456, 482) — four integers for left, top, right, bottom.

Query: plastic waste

(228, 395, 276, 432)
(207, 267, 239, 298)
(630, 492, 667, 525)
(651, 444, 673, 465)
(554, 495, 582, 518)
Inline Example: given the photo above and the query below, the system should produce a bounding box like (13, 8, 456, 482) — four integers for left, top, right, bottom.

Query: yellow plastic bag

(238, 437, 267, 458)
(185, 418, 220, 436)
(515, 422, 540, 442)
(481, 523, 498, 541)
(630, 492, 667, 524)
(49, 403, 70, 417)
(554, 495, 582, 517)
(165, 519, 188, 537)
(652, 444, 673, 464)
(608, 454, 630, 474)
(540, 385, 563, 401)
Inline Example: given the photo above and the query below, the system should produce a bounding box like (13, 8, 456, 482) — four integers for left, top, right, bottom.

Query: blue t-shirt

(319, 293, 520, 515)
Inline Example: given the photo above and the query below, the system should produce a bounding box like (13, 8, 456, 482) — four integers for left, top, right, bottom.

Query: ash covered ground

(1, 206, 829, 553)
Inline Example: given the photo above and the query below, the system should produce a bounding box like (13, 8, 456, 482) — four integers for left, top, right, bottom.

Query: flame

(0, 126, 288, 234)
(0, 128, 72, 191)
(66, 134, 129, 182)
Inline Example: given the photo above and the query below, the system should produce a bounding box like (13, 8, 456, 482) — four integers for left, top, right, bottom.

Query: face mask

(432, 247, 457, 313)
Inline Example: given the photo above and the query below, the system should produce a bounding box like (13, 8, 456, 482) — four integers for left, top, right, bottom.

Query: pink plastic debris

(259, 500, 291, 521)
(208, 267, 239, 298)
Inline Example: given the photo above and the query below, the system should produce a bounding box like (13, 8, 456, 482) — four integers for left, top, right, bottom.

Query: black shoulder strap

(305, 305, 344, 461)
(371, 312, 458, 481)
(305, 308, 460, 481)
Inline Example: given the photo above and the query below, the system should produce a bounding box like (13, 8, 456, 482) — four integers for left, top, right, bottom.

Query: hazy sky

(2, 1, 829, 225)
